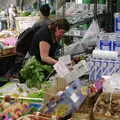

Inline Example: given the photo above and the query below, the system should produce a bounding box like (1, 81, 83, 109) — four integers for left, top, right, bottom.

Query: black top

(16, 27, 34, 56)
(32, 18, 53, 31)
(31, 25, 55, 64)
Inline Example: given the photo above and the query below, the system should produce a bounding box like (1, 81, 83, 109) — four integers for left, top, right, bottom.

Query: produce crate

(72, 113, 90, 120)
(18, 113, 59, 120)
(0, 47, 16, 57)
(93, 93, 120, 120)
(44, 86, 59, 101)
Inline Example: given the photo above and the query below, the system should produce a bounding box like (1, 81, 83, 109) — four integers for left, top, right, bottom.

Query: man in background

(33, 4, 53, 30)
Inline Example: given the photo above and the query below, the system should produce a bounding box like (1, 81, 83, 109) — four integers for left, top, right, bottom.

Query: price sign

(59, 55, 71, 65)
(54, 61, 70, 77)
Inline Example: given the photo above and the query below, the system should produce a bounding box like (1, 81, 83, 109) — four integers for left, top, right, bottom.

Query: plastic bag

(64, 41, 85, 55)
(64, 19, 100, 55)
(83, 19, 100, 39)
(103, 73, 120, 92)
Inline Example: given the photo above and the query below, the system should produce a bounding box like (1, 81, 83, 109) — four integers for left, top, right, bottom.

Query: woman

(31, 18, 70, 64)
(6, 18, 70, 79)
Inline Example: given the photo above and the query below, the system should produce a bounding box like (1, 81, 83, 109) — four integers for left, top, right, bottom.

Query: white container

(92, 49, 118, 60)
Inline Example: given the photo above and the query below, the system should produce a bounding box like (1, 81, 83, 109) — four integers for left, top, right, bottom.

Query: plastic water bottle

(99, 33, 112, 51)
(113, 33, 120, 56)
(114, 13, 120, 33)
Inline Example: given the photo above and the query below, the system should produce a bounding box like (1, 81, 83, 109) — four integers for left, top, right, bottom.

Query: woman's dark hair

(40, 4, 50, 17)
(55, 19, 70, 32)
(49, 19, 70, 43)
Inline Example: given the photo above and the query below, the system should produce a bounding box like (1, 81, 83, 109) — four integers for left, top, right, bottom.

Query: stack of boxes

(88, 32, 120, 81)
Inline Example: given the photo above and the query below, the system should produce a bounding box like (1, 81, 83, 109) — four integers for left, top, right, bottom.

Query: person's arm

(39, 41, 58, 65)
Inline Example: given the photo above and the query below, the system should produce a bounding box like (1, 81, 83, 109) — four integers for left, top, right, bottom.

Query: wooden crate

(72, 113, 90, 120)
(0, 47, 16, 57)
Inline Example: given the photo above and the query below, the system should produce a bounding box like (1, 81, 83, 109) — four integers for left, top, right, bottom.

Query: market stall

(0, 0, 120, 120)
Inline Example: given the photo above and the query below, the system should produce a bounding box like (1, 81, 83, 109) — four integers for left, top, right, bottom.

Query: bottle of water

(99, 33, 112, 51)
(113, 33, 120, 56)
(114, 13, 120, 33)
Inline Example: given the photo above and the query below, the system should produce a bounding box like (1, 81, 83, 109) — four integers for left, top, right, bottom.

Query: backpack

(16, 26, 41, 57)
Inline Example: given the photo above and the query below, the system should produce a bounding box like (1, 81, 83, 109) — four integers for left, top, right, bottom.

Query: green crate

(83, 0, 91, 4)
(98, 0, 106, 4)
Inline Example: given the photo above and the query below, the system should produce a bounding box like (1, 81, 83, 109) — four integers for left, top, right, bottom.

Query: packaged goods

(113, 40, 120, 55)
(88, 57, 120, 81)
(114, 13, 120, 32)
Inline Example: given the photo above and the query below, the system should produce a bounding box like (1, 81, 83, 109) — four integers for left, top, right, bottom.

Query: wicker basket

(93, 93, 120, 120)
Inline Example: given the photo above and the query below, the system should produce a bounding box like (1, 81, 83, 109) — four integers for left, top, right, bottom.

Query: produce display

(53, 104, 71, 117)
(0, 3, 120, 119)
(0, 30, 18, 56)
(17, 112, 58, 120)
(0, 95, 31, 120)
(93, 93, 120, 120)
(0, 82, 48, 102)
(57, 3, 105, 24)
(20, 56, 53, 88)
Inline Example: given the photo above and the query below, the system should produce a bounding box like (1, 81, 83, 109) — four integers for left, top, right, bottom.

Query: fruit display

(0, 97, 30, 120)
(0, 95, 44, 120)
(17, 112, 58, 120)
(93, 93, 120, 120)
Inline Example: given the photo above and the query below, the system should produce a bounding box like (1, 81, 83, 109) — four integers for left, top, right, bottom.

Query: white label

(64, 60, 88, 83)
(59, 55, 71, 65)
(102, 46, 109, 51)
(70, 93, 79, 103)
(54, 61, 70, 77)
(117, 22, 120, 30)
(74, 30, 81, 36)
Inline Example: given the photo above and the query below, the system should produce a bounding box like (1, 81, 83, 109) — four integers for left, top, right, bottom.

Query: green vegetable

(20, 11, 31, 17)
(20, 56, 53, 88)
(27, 90, 44, 98)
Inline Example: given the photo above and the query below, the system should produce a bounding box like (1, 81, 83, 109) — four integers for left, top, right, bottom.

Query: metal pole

(94, 0, 97, 20)
(45, 0, 47, 4)
(39, 0, 41, 9)
(61, 0, 66, 56)
(20, 0, 24, 11)
(63, 0, 66, 18)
